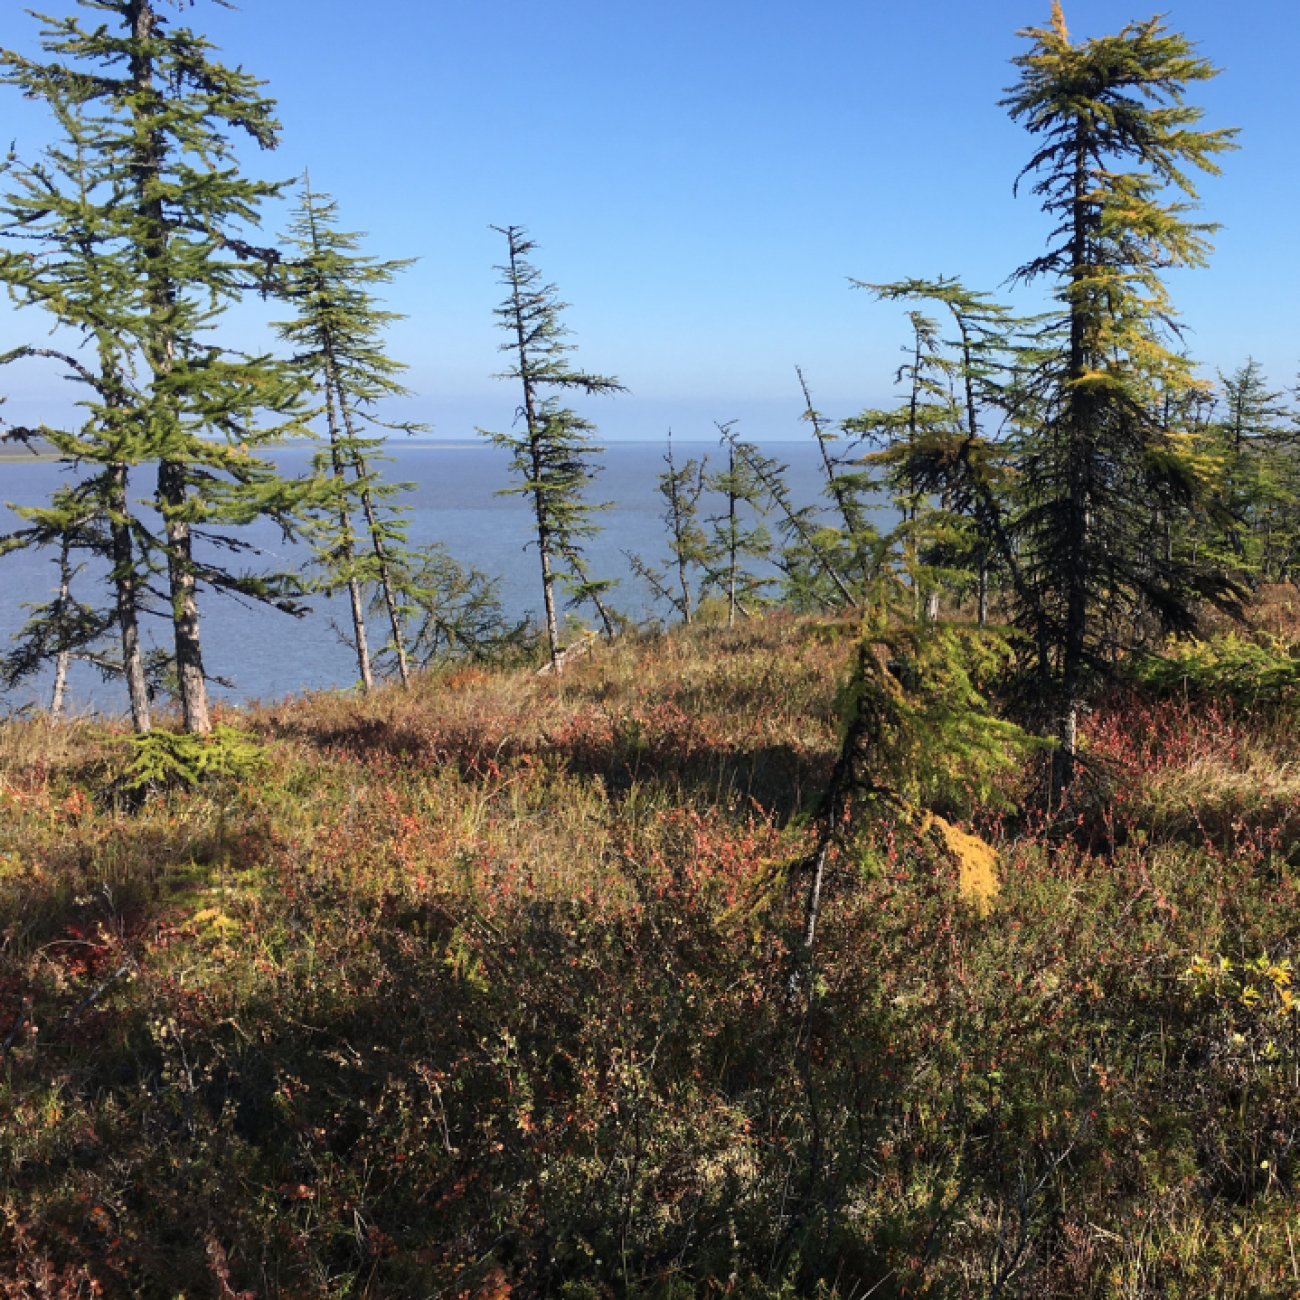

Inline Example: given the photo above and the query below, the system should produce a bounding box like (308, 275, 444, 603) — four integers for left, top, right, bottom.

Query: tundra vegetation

(3, 3, 1300, 1297)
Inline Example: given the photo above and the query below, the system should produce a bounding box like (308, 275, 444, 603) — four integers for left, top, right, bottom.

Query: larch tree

(705, 425, 773, 628)
(0, 483, 120, 717)
(1200, 360, 1297, 583)
(273, 181, 427, 691)
(1002, 1, 1240, 789)
(2, 0, 317, 736)
(796, 367, 878, 602)
(852, 279, 1027, 627)
(0, 103, 156, 731)
(482, 226, 624, 670)
(626, 431, 711, 626)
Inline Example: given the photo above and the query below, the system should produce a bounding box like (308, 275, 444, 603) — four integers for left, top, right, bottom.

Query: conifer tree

(716, 424, 858, 611)
(482, 226, 624, 670)
(626, 432, 711, 626)
(0, 485, 119, 717)
(851, 279, 1025, 625)
(1198, 360, 1297, 583)
(797, 367, 879, 600)
(705, 430, 774, 627)
(273, 181, 427, 690)
(2, 0, 317, 735)
(1002, 2, 1239, 788)
(0, 104, 155, 731)
(846, 310, 969, 618)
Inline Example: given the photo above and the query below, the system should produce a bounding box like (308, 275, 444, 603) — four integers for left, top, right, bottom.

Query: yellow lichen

(921, 812, 1001, 914)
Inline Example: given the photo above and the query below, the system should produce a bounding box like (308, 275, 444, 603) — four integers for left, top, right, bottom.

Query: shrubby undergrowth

(1, 609, 1299, 1298)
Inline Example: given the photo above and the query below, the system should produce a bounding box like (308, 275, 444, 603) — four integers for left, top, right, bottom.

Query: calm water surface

(0, 440, 877, 713)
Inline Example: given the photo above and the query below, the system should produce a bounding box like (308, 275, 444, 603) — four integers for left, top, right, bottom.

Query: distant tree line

(3, 0, 1298, 802)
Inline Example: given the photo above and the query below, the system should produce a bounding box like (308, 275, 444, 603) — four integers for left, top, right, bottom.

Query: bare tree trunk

(108, 466, 151, 733)
(158, 460, 211, 735)
(977, 550, 989, 627)
(338, 394, 410, 687)
(49, 652, 69, 720)
(321, 380, 373, 691)
(347, 577, 374, 691)
(48, 534, 73, 719)
(727, 450, 738, 629)
(538, 527, 561, 669)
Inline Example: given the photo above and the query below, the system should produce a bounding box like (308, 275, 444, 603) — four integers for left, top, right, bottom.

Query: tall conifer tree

(482, 226, 624, 670)
(1, 0, 315, 735)
(1002, 2, 1239, 788)
(273, 181, 426, 690)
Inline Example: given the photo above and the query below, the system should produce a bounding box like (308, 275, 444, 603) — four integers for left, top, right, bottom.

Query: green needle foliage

(717, 423, 859, 613)
(1, 0, 321, 736)
(1195, 360, 1299, 585)
(852, 279, 1026, 626)
(273, 180, 427, 691)
(797, 367, 880, 603)
(0, 107, 157, 732)
(482, 225, 625, 670)
(1001, 1, 1242, 790)
(0, 484, 119, 717)
(626, 431, 712, 626)
(705, 426, 775, 627)
(116, 721, 266, 800)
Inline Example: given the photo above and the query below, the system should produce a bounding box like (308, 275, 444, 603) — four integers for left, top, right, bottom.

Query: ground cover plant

(2, 597, 1300, 1298)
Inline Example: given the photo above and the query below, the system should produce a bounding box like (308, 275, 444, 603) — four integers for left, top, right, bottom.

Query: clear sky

(1, 0, 1296, 442)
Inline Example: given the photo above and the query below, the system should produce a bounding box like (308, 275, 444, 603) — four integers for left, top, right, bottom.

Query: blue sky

(1, 0, 1297, 442)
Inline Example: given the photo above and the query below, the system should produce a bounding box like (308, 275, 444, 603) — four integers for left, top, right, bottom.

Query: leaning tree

(274, 180, 427, 691)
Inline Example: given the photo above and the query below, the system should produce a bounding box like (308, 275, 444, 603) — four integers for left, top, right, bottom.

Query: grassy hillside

(2, 608, 1300, 1298)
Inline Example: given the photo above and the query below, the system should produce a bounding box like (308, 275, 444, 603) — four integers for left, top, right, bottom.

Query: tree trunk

(538, 527, 561, 669)
(338, 393, 410, 686)
(322, 379, 373, 691)
(727, 452, 738, 629)
(130, 0, 209, 733)
(1054, 700, 1079, 803)
(108, 465, 151, 733)
(158, 460, 210, 735)
(50, 652, 69, 720)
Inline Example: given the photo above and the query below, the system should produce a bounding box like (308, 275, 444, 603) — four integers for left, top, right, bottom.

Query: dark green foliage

(717, 424, 859, 613)
(0, 483, 122, 714)
(1000, 4, 1241, 783)
(704, 424, 776, 627)
(397, 544, 535, 668)
(850, 279, 1028, 625)
(798, 367, 881, 602)
(1192, 360, 1300, 584)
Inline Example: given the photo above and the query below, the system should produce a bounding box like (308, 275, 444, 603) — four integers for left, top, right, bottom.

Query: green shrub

(116, 723, 268, 796)
(1135, 632, 1300, 706)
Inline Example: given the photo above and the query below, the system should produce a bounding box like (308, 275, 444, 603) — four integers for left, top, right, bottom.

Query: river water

(0, 439, 873, 714)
